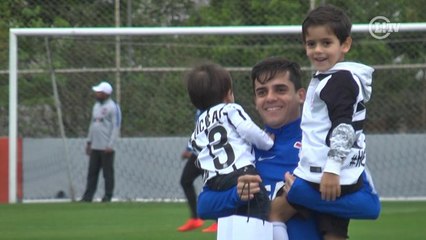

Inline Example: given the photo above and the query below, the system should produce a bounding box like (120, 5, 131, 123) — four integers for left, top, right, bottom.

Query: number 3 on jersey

(209, 125, 235, 169)
(193, 125, 235, 170)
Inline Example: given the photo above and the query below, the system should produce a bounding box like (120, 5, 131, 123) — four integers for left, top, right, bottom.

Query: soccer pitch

(0, 201, 424, 240)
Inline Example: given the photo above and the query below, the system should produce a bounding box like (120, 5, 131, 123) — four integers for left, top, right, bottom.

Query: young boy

(278, 4, 381, 240)
(186, 62, 274, 220)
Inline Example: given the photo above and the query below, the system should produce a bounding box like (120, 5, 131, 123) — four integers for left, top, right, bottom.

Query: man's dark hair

(302, 4, 352, 44)
(186, 62, 232, 111)
(251, 57, 302, 91)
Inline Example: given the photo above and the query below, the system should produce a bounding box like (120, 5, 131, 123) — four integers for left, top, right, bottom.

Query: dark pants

(82, 150, 115, 201)
(180, 154, 203, 218)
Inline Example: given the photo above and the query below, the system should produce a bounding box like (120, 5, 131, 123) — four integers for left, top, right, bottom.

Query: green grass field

(0, 201, 425, 240)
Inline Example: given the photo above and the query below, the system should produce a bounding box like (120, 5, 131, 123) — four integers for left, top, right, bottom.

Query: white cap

(92, 81, 113, 94)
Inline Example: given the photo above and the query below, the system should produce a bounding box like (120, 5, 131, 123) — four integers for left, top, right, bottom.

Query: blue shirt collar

(264, 118, 301, 136)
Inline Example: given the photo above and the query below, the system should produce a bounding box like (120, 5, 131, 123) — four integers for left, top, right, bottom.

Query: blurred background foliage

(0, 0, 425, 137)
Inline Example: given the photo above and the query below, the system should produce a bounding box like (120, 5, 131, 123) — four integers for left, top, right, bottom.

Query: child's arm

(320, 72, 358, 200)
(227, 104, 274, 150)
(321, 123, 356, 200)
(237, 120, 274, 150)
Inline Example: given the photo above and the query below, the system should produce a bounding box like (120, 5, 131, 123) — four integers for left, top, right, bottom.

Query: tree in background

(1, 0, 425, 136)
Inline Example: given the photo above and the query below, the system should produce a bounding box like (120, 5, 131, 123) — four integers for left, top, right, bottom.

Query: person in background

(80, 81, 121, 203)
(177, 109, 218, 232)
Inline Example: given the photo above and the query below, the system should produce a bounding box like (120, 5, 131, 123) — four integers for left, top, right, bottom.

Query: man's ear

(297, 88, 307, 105)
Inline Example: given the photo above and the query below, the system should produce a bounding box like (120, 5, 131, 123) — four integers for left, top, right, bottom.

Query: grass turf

(0, 201, 425, 239)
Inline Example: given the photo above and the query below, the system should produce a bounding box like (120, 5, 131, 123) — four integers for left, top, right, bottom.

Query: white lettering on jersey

(195, 108, 223, 136)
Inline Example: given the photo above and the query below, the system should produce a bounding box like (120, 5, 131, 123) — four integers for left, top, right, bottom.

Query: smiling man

(197, 57, 322, 240)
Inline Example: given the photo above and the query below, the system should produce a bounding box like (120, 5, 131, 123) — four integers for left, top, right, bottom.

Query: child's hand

(267, 132, 275, 141)
(181, 150, 192, 159)
(320, 172, 341, 201)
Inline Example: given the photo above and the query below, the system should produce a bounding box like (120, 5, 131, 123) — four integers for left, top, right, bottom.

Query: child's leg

(286, 172, 380, 219)
(270, 194, 297, 222)
(318, 213, 349, 240)
(270, 191, 296, 240)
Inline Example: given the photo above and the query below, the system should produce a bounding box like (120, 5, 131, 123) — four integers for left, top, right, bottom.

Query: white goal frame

(8, 23, 426, 203)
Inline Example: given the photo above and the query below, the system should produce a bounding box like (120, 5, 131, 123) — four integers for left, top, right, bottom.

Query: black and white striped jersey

(190, 103, 274, 184)
(294, 62, 373, 185)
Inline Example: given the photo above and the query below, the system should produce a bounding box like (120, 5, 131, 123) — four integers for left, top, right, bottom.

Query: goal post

(8, 24, 426, 203)
(8, 26, 305, 204)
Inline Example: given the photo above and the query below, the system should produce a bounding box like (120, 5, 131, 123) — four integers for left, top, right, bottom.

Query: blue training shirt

(255, 118, 302, 200)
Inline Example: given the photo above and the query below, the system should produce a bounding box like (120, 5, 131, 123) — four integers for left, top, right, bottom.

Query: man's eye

(276, 87, 287, 94)
(256, 91, 266, 97)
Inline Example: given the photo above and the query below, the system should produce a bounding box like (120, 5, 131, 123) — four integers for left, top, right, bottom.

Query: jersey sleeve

(320, 71, 358, 135)
(226, 104, 273, 150)
(320, 71, 358, 174)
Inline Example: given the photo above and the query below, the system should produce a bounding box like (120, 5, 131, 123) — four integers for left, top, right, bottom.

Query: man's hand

(237, 175, 262, 201)
(283, 172, 295, 194)
(320, 172, 341, 201)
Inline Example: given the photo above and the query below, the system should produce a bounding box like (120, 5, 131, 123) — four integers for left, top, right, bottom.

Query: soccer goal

(7, 23, 426, 203)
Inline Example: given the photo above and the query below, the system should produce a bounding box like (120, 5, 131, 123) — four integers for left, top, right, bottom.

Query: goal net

(7, 24, 426, 203)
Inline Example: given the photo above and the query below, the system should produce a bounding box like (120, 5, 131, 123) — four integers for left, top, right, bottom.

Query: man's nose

(266, 91, 277, 101)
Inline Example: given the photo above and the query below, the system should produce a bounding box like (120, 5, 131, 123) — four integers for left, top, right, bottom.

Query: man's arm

(197, 175, 262, 219)
(285, 171, 380, 219)
(107, 102, 121, 151)
(86, 105, 94, 155)
(197, 186, 241, 220)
